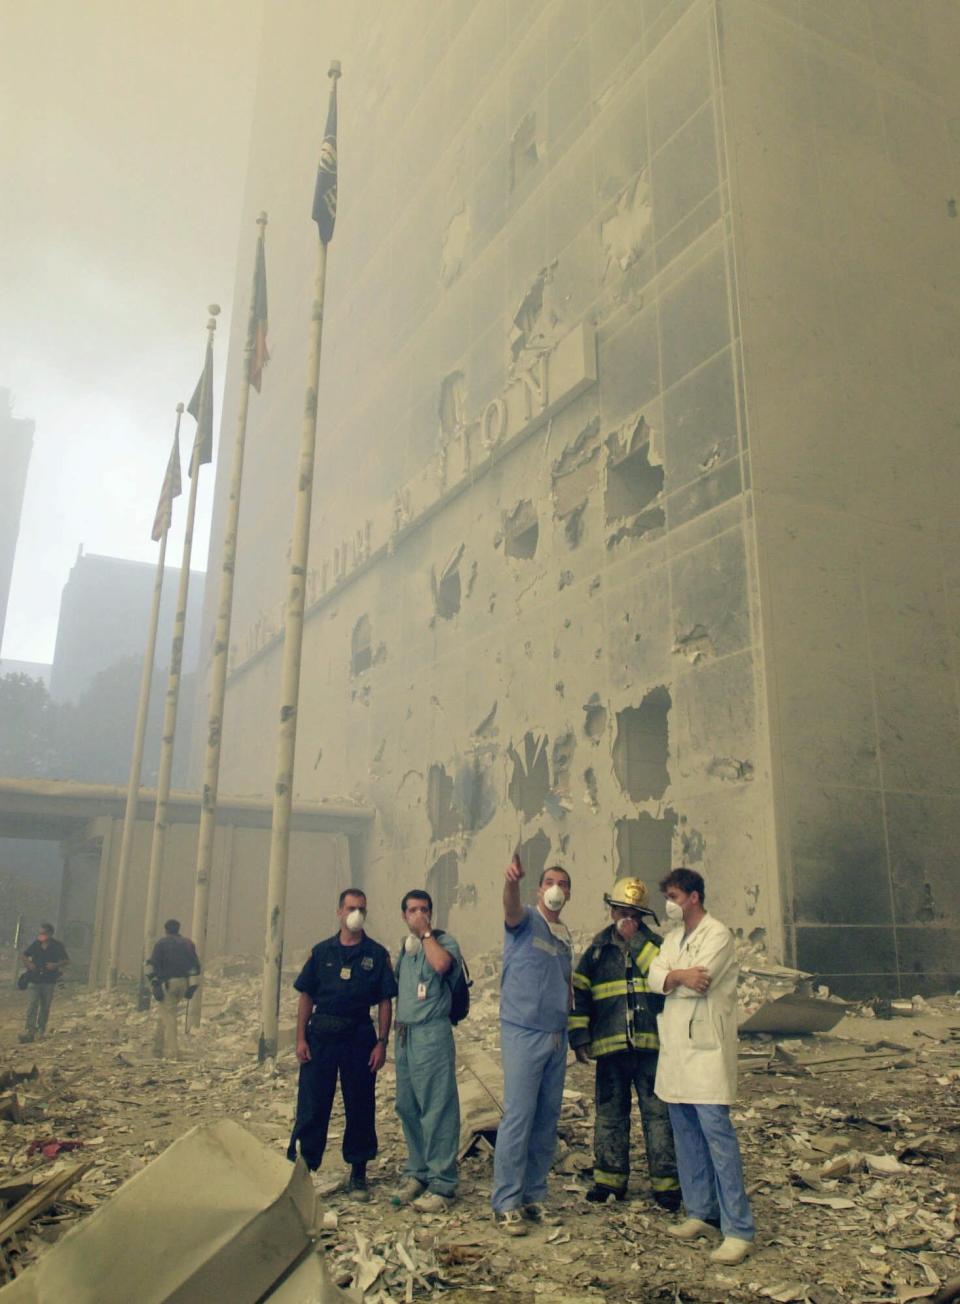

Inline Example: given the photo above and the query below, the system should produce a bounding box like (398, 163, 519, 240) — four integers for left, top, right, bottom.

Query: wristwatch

(376, 1036, 388, 1046)
(422, 930, 433, 940)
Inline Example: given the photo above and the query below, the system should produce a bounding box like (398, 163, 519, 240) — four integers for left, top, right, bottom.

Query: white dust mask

(664, 899, 684, 923)
(345, 908, 366, 933)
(543, 885, 566, 912)
(404, 934, 422, 956)
(615, 916, 638, 937)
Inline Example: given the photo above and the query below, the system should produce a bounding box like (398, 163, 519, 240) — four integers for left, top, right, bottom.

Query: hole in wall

(350, 614, 372, 676)
(605, 424, 664, 523)
(615, 809, 677, 884)
(427, 852, 459, 930)
(508, 732, 550, 822)
(583, 693, 607, 742)
(510, 112, 540, 192)
(502, 500, 539, 560)
(426, 764, 459, 840)
(432, 546, 464, 620)
(612, 686, 671, 802)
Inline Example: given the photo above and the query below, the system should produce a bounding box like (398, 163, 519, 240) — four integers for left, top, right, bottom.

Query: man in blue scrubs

(492, 855, 573, 1235)
(393, 889, 462, 1213)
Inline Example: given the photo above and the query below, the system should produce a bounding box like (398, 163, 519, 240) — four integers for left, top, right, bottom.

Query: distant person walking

(19, 923, 69, 1043)
(146, 919, 201, 1060)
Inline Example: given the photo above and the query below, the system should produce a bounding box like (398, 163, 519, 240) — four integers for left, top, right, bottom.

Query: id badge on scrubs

(417, 981, 427, 1001)
(340, 967, 352, 981)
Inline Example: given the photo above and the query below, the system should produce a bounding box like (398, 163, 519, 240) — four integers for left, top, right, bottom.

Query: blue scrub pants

(492, 1022, 567, 1212)
(395, 1019, 460, 1197)
(667, 1103, 755, 1240)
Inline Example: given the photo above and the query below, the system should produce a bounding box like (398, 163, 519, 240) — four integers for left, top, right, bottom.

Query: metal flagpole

(259, 62, 340, 1062)
(138, 306, 219, 1009)
(188, 215, 268, 1028)
(104, 407, 183, 989)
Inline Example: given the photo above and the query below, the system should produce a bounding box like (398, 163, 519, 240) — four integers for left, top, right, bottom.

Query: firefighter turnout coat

(568, 921, 664, 1057)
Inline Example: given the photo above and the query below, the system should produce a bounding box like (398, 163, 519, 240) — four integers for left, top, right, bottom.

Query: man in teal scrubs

(393, 889, 462, 1212)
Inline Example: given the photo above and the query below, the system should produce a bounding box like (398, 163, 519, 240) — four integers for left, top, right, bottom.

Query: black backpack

(396, 929, 472, 1025)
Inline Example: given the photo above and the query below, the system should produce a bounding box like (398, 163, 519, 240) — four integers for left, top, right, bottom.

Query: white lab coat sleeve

(647, 948, 669, 995)
(696, 927, 736, 984)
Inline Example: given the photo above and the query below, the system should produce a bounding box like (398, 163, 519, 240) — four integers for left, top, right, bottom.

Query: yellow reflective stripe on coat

(568, 1015, 589, 1030)
(635, 940, 657, 973)
(590, 979, 629, 1001)
(651, 1175, 681, 1191)
(593, 1169, 628, 1191)
(589, 1031, 659, 1057)
(572, 971, 591, 991)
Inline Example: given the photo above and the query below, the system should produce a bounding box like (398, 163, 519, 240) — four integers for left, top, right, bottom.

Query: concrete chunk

(0, 1120, 316, 1304)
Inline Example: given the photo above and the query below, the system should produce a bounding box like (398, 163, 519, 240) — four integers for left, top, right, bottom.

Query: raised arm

(503, 853, 525, 928)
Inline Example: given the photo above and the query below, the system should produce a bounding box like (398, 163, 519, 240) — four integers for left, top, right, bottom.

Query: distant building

(50, 549, 205, 703)
(0, 390, 35, 655)
(0, 659, 51, 687)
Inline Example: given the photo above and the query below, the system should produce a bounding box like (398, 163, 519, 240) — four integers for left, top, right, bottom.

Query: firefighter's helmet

(603, 877, 648, 911)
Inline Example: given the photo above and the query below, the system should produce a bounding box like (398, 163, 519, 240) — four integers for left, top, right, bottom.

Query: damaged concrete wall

(201, 0, 957, 993)
(201, 0, 781, 965)
(718, 0, 960, 994)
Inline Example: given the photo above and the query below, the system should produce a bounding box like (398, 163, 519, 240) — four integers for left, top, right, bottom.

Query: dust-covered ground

(0, 954, 958, 1303)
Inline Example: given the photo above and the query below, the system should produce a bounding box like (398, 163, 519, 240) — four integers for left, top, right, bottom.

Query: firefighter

(569, 877, 680, 1209)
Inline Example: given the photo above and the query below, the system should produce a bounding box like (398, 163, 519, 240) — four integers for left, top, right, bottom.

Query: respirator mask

(543, 884, 566, 912)
(344, 908, 366, 933)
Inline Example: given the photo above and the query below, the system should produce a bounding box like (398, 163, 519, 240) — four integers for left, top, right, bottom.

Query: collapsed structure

(190, 0, 960, 996)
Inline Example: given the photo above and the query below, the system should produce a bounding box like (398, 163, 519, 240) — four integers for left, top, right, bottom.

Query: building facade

(197, 0, 960, 995)
(50, 549, 205, 704)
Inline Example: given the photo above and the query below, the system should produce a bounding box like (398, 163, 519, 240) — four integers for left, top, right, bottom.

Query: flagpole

(188, 215, 267, 1028)
(259, 62, 340, 1062)
(103, 406, 182, 990)
(138, 306, 219, 1009)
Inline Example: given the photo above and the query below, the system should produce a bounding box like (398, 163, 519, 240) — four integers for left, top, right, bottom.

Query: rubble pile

(0, 954, 956, 1301)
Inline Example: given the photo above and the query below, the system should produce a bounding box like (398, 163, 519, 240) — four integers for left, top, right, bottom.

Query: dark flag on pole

(187, 340, 214, 473)
(151, 431, 182, 541)
(249, 235, 270, 392)
(311, 69, 338, 244)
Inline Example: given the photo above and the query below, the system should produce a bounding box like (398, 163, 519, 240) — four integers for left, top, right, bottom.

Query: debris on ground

(0, 947, 956, 1302)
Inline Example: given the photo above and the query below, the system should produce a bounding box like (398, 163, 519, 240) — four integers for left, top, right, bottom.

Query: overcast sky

(0, 0, 262, 663)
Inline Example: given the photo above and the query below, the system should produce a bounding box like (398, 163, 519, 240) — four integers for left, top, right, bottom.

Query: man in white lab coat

(648, 868, 755, 1267)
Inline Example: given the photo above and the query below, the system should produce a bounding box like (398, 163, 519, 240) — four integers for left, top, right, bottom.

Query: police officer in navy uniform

(287, 888, 397, 1199)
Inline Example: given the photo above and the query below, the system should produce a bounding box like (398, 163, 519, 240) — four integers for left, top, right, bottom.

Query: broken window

(513, 828, 551, 908)
(508, 732, 550, 822)
(439, 370, 466, 438)
(605, 415, 664, 523)
(615, 810, 677, 885)
(510, 111, 540, 191)
(350, 615, 372, 676)
(612, 686, 671, 801)
(502, 500, 539, 560)
(432, 544, 464, 620)
(427, 852, 459, 929)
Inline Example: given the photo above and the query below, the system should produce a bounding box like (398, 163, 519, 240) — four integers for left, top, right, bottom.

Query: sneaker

(585, 1184, 625, 1203)
(494, 1208, 528, 1237)
(392, 1178, 426, 1206)
(522, 1202, 545, 1223)
(709, 1237, 753, 1265)
(411, 1191, 454, 1214)
(667, 1217, 721, 1241)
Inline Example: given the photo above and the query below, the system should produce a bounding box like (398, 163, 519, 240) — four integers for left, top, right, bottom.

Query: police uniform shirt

(294, 933, 397, 1025)
(396, 932, 462, 1025)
